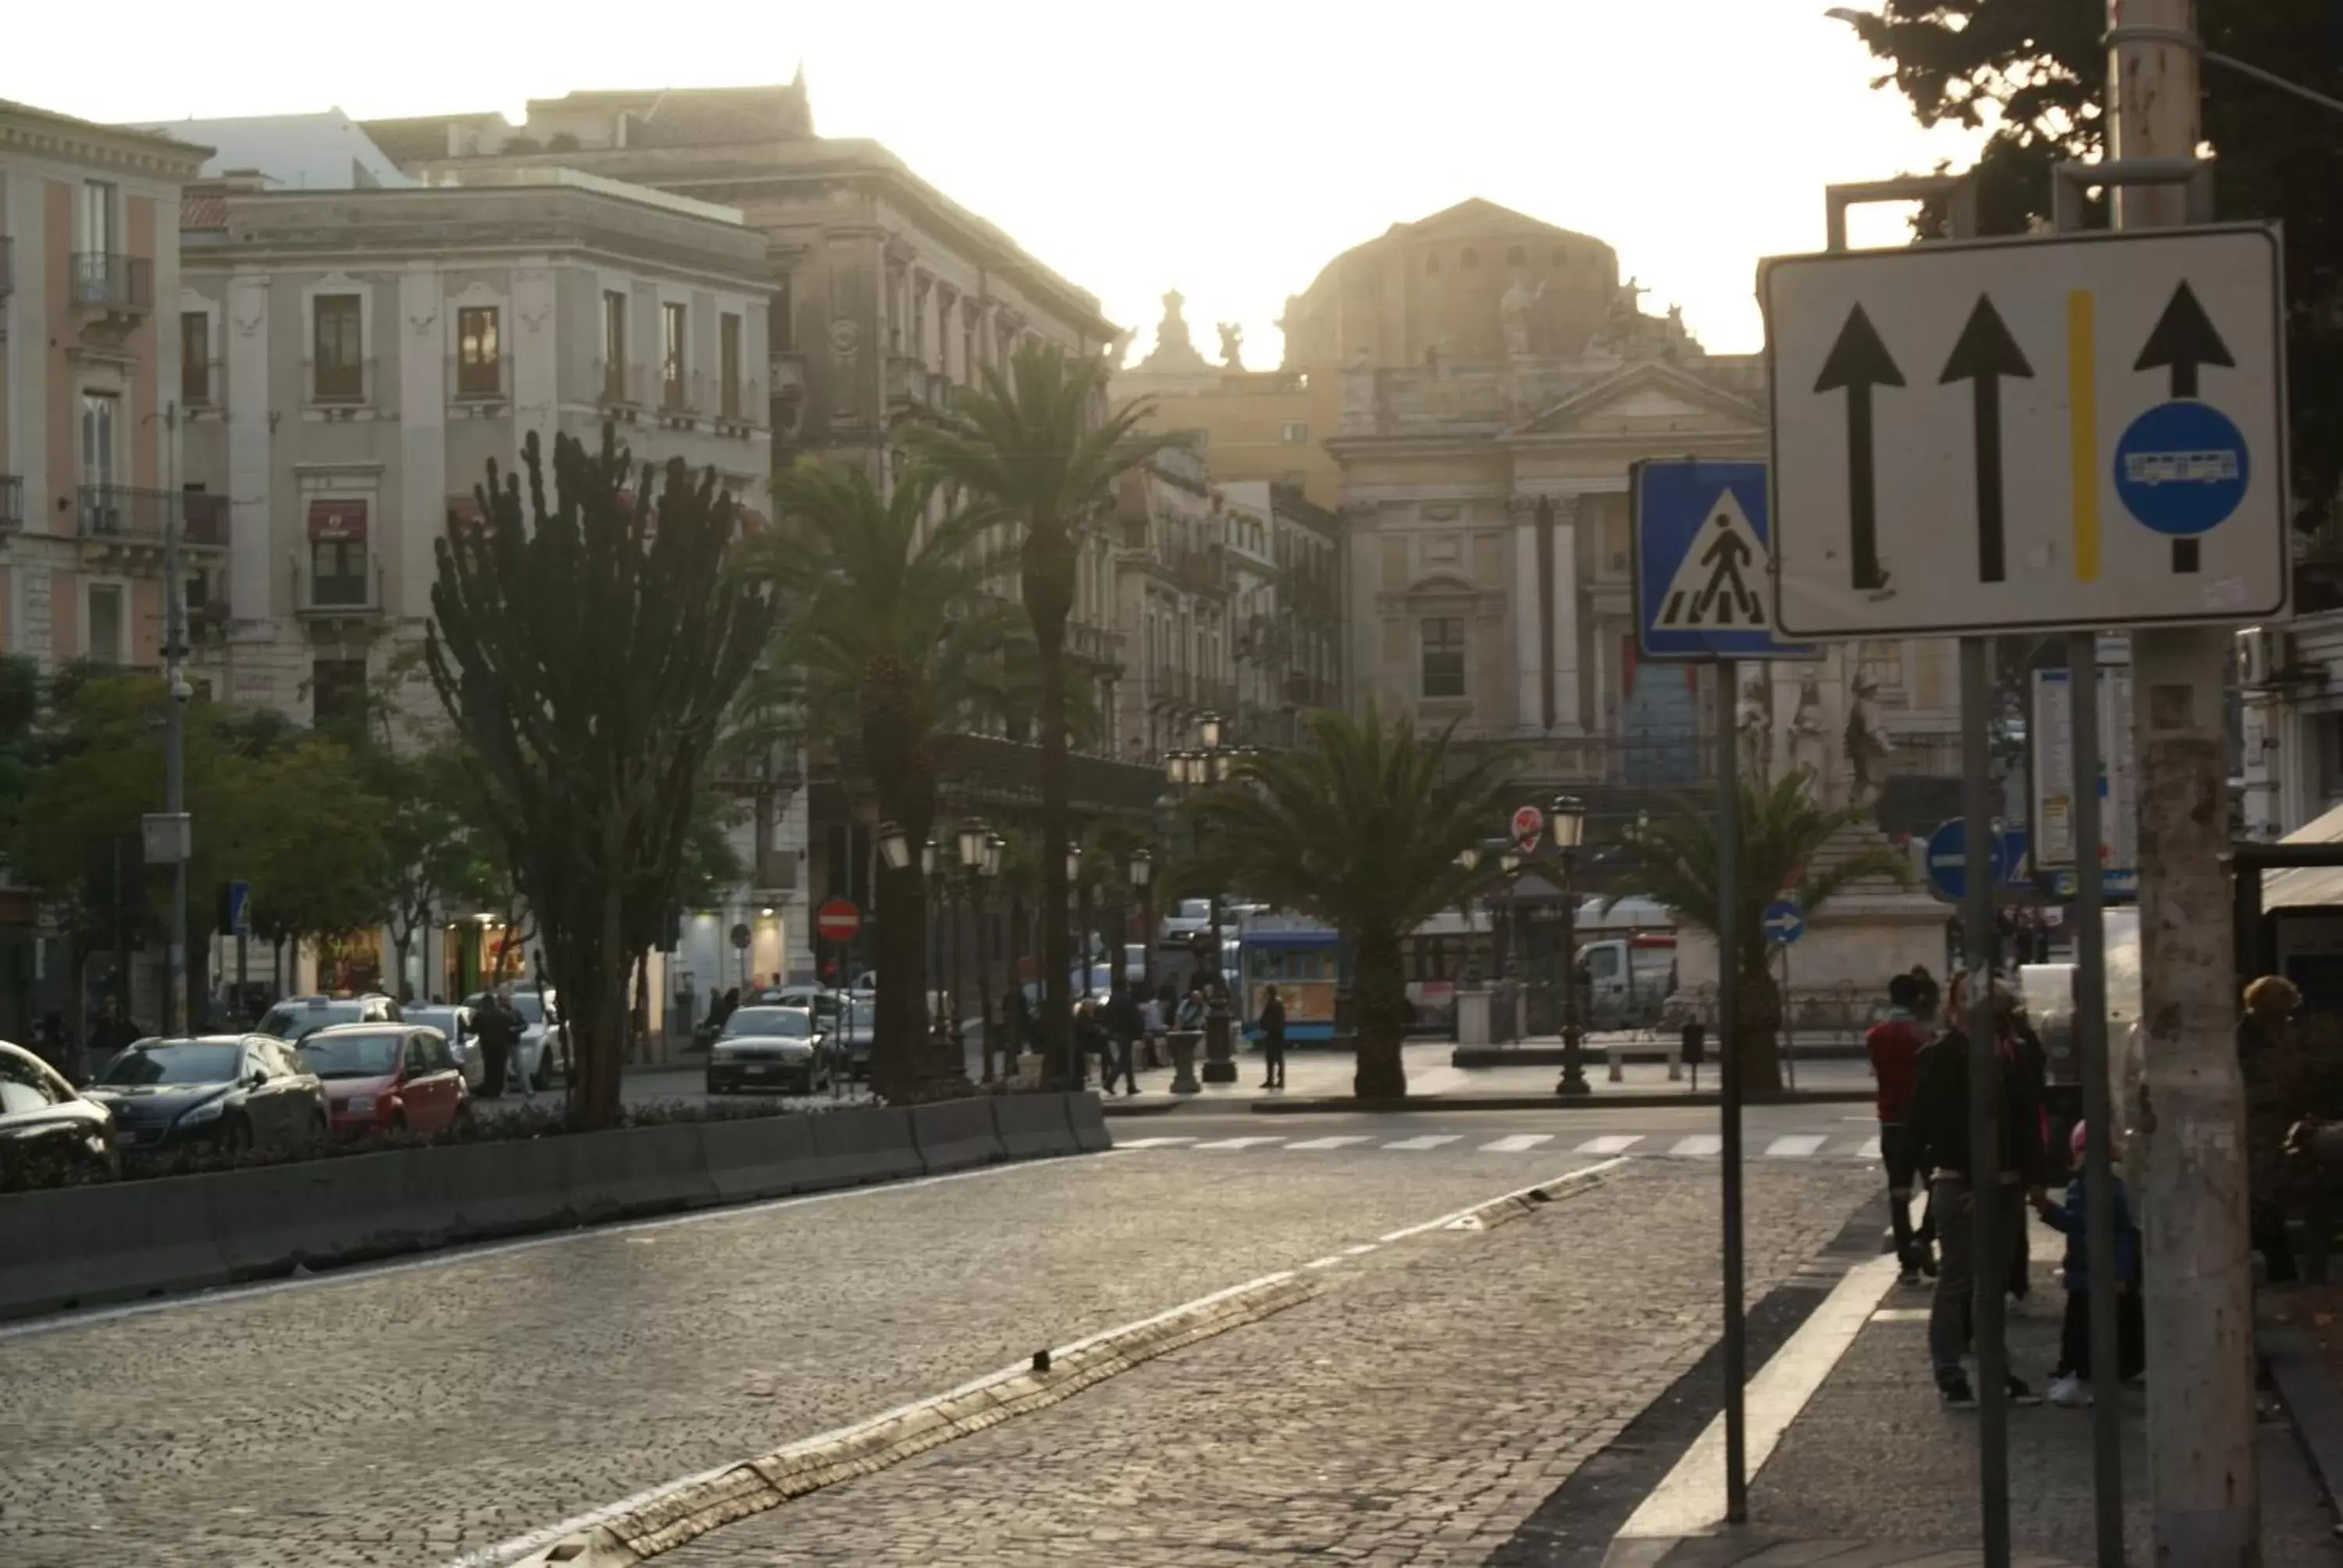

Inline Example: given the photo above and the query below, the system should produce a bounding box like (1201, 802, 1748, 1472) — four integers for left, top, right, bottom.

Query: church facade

(1313, 200, 1965, 831)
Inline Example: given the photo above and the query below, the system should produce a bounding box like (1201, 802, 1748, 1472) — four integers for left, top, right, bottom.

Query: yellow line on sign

(2068, 291, 2099, 583)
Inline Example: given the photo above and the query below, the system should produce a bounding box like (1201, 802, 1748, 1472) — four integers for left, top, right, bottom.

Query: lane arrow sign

(1938, 294, 2034, 585)
(2134, 279, 2238, 572)
(2136, 279, 2234, 398)
(1813, 304, 1903, 595)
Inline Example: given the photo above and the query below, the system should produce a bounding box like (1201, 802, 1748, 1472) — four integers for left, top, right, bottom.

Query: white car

(464, 988, 564, 1089)
(402, 1004, 482, 1089)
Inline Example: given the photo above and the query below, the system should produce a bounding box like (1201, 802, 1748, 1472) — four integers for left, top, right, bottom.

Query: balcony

(77, 486, 230, 557)
(0, 476, 20, 533)
(1164, 545, 1225, 597)
(886, 355, 929, 414)
(71, 253, 152, 316)
(295, 553, 387, 631)
(305, 358, 376, 409)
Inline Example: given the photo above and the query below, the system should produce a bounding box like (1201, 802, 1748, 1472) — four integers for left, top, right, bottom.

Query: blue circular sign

(2113, 401, 2250, 538)
(1925, 819, 2014, 903)
(1762, 899, 1806, 946)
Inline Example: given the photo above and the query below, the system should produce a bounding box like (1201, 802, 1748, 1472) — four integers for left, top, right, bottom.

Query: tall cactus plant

(427, 429, 774, 1128)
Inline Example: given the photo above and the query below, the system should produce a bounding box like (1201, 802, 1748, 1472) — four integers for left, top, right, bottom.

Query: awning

(2264, 802, 2343, 911)
(307, 499, 368, 543)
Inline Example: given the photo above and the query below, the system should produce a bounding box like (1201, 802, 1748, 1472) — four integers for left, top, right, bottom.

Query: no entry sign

(815, 898, 861, 943)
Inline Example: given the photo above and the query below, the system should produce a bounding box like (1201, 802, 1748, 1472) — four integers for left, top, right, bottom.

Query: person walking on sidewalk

(1911, 969, 2049, 1409)
(1101, 977, 1143, 1096)
(2240, 975, 2303, 1284)
(1258, 985, 1288, 1089)
(1139, 986, 1167, 1071)
(2032, 1121, 2145, 1406)
(1867, 973, 1932, 1285)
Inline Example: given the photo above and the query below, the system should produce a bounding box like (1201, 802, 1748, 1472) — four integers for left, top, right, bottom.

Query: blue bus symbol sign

(2113, 401, 2249, 540)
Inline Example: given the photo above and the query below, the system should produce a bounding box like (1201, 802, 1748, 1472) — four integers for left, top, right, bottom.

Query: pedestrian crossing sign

(1632, 459, 1817, 661)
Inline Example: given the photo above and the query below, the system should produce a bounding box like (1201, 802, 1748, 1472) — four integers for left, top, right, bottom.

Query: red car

(297, 1024, 471, 1138)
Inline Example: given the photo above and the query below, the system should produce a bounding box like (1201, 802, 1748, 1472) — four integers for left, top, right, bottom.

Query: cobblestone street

(658, 1159, 1873, 1567)
(0, 1111, 1870, 1567)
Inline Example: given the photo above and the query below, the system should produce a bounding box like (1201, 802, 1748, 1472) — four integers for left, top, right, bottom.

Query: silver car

(401, 1005, 481, 1088)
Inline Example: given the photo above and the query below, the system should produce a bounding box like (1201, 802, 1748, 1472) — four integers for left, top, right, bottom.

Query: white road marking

(1303, 1256, 1350, 1270)
(1577, 1135, 1645, 1155)
(1344, 1243, 1380, 1256)
(1286, 1135, 1373, 1150)
(1616, 1254, 1903, 1540)
(1191, 1136, 1285, 1149)
(1764, 1135, 1828, 1159)
(1117, 1136, 1196, 1149)
(1857, 1137, 1884, 1159)
(1374, 1158, 1627, 1242)
(1480, 1134, 1554, 1153)
(1669, 1135, 1724, 1156)
(1382, 1134, 1464, 1151)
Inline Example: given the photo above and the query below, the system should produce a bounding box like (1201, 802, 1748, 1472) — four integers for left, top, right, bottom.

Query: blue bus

(1236, 925, 1343, 1042)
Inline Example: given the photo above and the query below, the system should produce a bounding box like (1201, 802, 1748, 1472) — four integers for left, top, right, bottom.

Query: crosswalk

(1116, 1130, 1885, 1162)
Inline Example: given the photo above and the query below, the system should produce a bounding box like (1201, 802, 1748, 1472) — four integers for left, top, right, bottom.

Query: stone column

(396, 264, 444, 625)
(226, 273, 272, 622)
(1513, 516, 1542, 729)
(1550, 495, 1582, 732)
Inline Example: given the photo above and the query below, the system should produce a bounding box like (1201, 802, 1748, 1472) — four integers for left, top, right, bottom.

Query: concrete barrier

(991, 1094, 1080, 1160)
(699, 1113, 822, 1203)
(911, 1098, 1007, 1174)
(0, 1178, 227, 1317)
(566, 1122, 720, 1222)
(803, 1104, 923, 1188)
(1065, 1091, 1112, 1153)
(0, 1095, 1072, 1322)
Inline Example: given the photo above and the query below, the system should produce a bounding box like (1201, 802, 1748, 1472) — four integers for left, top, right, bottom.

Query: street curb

(1099, 1098, 1190, 1117)
(2262, 1322, 2343, 1521)
(495, 1272, 1323, 1568)
(1251, 1090, 1876, 1114)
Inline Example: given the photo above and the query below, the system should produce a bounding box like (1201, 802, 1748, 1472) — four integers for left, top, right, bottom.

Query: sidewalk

(1596, 1225, 2343, 1566)
(1094, 1038, 1873, 1114)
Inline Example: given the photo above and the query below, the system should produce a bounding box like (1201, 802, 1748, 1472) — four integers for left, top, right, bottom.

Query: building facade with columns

(1314, 199, 1963, 834)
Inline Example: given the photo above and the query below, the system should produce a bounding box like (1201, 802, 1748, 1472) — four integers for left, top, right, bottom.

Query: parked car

(298, 1024, 472, 1138)
(84, 1035, 329, 1153)
(402, 1005, 481, 1088)
(705, 1005, 829, 1096)
(0, 1039, 116, 1178)
(254, 993, 401, 1045)
(766, 985, 873, 1080)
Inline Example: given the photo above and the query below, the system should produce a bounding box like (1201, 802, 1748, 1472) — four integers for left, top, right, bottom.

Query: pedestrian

(1103, 977, 1143, 1096)
(1258, 984, 1288, 1089)
(474, 990, 512, 1097)
(1998, 988, 2050, 1300)
(1909, 964, 1941, 1027)
(2240, 974, 2303, 1284)
(1911, 968, 2049, 1409)
(1867, 973, 1933, 1284)
(2032, 1121, 2145, 1406)
(1177, 980, 1207, 1037)
(1139, 985, 1167, 1071)
(1072, 998, 1107, 1089)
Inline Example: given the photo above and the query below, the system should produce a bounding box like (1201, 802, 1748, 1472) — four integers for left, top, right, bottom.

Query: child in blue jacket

(2031, 1121, 2145, 1406)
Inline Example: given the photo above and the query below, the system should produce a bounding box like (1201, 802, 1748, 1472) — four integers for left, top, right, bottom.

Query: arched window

(1460, 248, 1479, 269)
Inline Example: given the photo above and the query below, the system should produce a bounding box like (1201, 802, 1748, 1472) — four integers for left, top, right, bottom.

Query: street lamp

(876, 820, 911, 873)
(1129, 848, 1154, 999)
(1065, 843, 1091, 1000)
(967, 821, 999, 1084)
(1550, 793, 1590, 1097)
(922, 839, 947, 1046)
(1167, 713, 1239, 1082)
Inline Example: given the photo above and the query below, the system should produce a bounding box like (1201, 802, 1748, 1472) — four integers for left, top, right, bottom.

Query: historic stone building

(1312, 198, 1963, 831)
(1112, 290, 1342, 510)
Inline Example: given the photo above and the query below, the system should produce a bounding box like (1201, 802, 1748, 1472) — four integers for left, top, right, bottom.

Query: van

(1576, 934, 1677, 1029)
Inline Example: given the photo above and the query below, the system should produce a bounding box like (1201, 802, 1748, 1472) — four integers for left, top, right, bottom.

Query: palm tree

(1618, 771, 1913, 1094)
(905, 342, 1189, 1086)
(1182, 704, 1517, 1099)
(744, 460, 1025, 1102)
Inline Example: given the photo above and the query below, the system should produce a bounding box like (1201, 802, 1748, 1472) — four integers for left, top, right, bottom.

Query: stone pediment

(1508, 362, 1763, 439)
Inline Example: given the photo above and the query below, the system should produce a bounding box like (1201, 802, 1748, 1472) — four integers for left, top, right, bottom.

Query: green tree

(905, 344, 1187, 1085)
(1840, 0, 2342, 572)
(1182, 705, 1517, 1099)
(1617, 772, 1912, 1094)
(743, 460, 1024, 1101)
(238, 735, 394, 971)
(426, 429, 773, 1128)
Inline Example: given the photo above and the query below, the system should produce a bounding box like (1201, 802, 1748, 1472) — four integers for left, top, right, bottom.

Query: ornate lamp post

(1550, 793, 1590, 1097)
(948, 818, 985, 1081)
(1498, 845, 1524, 978)
(1169, 714, 1241, 1083)
(1455, 845, 1482, 985)
(1129, 848, 1154, 997)
(978, 831, 1003, 1081)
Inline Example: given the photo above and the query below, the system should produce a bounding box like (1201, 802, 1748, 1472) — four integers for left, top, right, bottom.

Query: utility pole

(2107, 2, 2260, 1560)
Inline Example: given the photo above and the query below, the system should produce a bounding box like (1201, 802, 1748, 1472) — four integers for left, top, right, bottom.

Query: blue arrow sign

(1924, 819, 2024, 903)
(224, 878, 251, 938)
(1632, 460, 1817, 661)
(1762, 899, 1806, 946)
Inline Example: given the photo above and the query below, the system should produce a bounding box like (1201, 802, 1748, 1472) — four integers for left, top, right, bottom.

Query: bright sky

(9, 0, 1981, 362)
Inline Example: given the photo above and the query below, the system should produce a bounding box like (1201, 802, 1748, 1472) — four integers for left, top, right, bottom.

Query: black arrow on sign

(1813, 304, 1904, 594)
(2135, 279, 2234, 398)
(2135, 280, 2237, 572)
(1938, 294, 2034, 584)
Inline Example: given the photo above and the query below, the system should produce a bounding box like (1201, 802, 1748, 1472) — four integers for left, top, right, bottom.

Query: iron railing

(76, 486, 228, 547)
(71, 253, 152, 314)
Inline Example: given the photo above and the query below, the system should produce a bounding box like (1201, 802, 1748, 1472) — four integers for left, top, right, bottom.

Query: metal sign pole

(1715, 654, 1747, 1523)
(2068, 629, 2124, 1566)
(1960, 636, 2010, 1568)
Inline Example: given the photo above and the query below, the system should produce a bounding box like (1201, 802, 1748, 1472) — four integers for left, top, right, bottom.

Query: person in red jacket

(1867, 973, 1934, 1284)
